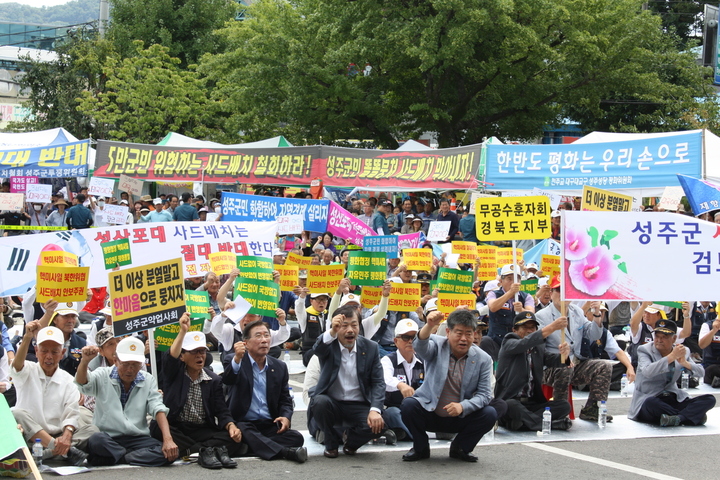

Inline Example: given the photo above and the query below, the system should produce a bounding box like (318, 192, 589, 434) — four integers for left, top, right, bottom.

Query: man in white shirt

(11, 322, 97, 465)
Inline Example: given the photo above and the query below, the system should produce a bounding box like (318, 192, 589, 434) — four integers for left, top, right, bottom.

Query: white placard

(277, 214, 304, 235)
(25, 183, 52, 203)
(101, 204, 129, 225)
(426, 221, 451, 242)
(88, 177, 116, 198)
(657, 186, 684, 211)
(531, 187, 561, 210)
(225, 295, 253, 324)
(0, 192, 25, 212)
(118, 174, 142, 196)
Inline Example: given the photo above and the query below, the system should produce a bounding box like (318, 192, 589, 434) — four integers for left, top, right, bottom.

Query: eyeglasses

(398, 334, 416, 342)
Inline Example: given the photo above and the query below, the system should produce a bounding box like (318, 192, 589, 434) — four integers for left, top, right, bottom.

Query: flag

(0, 395, 26, 460)
(676, 174, 720, 216)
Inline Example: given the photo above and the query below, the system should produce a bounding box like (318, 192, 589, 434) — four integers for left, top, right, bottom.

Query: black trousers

(150, 421, 245, 457)
(501, 398, 570, 431)
(401, 397, 497, 456)
(86, 433, 170, 467)
(703, 364, 720, 384)
(309, 395, 384, 450)
(637, 392, 716, 425)
(236, 419, 304, 460)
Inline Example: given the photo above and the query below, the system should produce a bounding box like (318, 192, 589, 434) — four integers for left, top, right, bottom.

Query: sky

(1, 0, 73, 6)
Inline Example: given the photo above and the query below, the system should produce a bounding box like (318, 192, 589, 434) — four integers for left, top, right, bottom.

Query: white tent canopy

(0, 127, 97, 170)
(157, 132, 294, 148)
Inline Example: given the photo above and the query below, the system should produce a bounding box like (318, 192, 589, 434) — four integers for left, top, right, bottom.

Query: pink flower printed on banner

(565, 229, 592, 261)
(568, 246, 618, 296)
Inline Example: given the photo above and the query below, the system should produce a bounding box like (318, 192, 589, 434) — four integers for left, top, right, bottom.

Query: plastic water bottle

(284, 350, 291, 365)
(681, 372, 689, 389)
(32, 439, 43, 469)
(598, 401, 607, 429)
(288, 386, 295, 408)
(542, 407, 552, 435)
(620, 374, 628, 397)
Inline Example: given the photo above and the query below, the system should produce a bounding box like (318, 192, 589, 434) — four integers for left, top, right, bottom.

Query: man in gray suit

(629, 319, 715, 427)
(400, 309, 497, 462)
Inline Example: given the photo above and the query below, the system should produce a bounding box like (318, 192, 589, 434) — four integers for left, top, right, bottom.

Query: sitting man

(381, 319, 424, 441)
(153, 313, 244, 469)
(295, 289, 330, 366)
(11, 322, 95, 466)
(400, 309, 497, 462)
(309, 304, 391, 458)
(495, 312, 572, 431)
(535, 276, 612, 423)
(223, 320, 306, 463)
(629, 319, 715, 426)
(75, 337, 178, 466)
(37, 300, 86, 376)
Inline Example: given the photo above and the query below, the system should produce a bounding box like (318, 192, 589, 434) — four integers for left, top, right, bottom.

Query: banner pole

(512, 239, 519, 302)
(22, 446, 42, 480)
(149, 327, 157, 378)
(560, 208, 567, 364)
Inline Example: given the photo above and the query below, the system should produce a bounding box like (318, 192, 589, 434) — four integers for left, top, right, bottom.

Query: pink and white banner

(326, 201, 377, 247)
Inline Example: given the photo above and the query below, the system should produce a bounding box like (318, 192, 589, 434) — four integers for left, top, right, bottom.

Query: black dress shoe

(65, 447, 88, 467)
(285, 447, 308, 464)
(449, 445, 478, 463)
(214, 446, 237, 468)
(324, 448, 339, 458)
(382, 429, 397, 445)
(198, 447, 223, 469)
(342, 445, 358, 456)
(402, 448, 430, 462)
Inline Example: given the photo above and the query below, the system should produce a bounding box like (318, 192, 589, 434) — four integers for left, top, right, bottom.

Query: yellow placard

(476, 245, 498, 281)
(402, 248, 432, 271)
(581, 185, 632, 212)
(361, 286, 383, 308)
(275, 265, 299, 292)
(496, 247, 524, 268)
(452, 241, 478, 263)
(388, 283, 421, 312)
(541, 254, 561, 279)
(307, 264, 345, 293)
(286, 252, 312, 267)
(36, 265, 90, 302)
(475, 196, 551, 241)
(39, 251, 78, 267)
(109, 258, 186, 336)
(209, 252, 237, 275)
(437, 293, 476, 314)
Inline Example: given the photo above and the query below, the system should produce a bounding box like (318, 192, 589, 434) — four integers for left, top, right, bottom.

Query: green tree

(77, 41, 217, 143)
(201, 0, 715, 148)
(107, 0, 238, 67)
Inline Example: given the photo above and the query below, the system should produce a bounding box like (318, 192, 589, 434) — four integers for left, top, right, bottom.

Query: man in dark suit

(308, 304, 394, 458)
(151, 313, 244, 469)
(223, 320, 307, 463)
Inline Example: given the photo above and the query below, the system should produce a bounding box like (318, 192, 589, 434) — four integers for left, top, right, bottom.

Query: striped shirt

(434, 354, 467, 417)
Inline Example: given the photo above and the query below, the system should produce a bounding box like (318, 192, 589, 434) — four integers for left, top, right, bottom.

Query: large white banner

(0, 221, 277, 296)
(562, 211, 716, 301)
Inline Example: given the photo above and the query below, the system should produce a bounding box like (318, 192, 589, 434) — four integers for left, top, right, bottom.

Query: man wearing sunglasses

(381, 320, 424, 441)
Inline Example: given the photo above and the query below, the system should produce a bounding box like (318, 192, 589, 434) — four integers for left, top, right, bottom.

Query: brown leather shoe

(324, 448, 339, 458)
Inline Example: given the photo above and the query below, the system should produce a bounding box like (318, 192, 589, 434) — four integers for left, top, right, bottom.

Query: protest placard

(452, 241, 478, 263)
(0, 395, 26, 461)
(363, 235, 398, 259)
(307, 264, 345, 293)
(427, 221, 451, 242)
(101, 238, 132, 269)
(531, 187, 561, 210)
(109, 258, 186, 336)
(275, 265, 299, 291)
(520, 278, 538, 295)
(40, 251, 78, 267)
(185, 290, 210, 319)
(285, 252, 312, 267)
(99, 204, 129, 225)
(118, 174, 143, 196)
(89, 177, 115, 198)
(347, 251, 386, 286)
(36, 265, 90, 302)
(475, 196, 551, 241)
(477, 245, 498, 281)
(154, 318, 204, 352)
(25, 183, 52, 203)
(209, 252, 237, 275)
(388, 283, 421, 312)
(236, 256, 274, 281)
(235, 279, 279, 317)
(437, 293, 476, 314)
(436, 267, 473, 294)
(581, 185, 632, 212)
(361, 286, 382, 308)
(497, 247, 523, 267)
(9, 176, 38, 194)
(0, 193, 24, 212)
(402, 248, 432, 271)
(327, 201, 377, 247)
(277, 214, 304, 235)
(541, 254, 560, 279)
(657, 186, 685, 211)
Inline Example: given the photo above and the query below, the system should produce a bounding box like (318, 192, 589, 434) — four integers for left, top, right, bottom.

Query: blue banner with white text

(0, 140, 89, 178)
(220, 191, 329, 232)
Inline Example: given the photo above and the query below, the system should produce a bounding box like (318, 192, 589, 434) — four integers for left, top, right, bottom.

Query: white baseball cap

(310, 293, 330, 299)
(182, 332, 208, 351)
(526, 263, 539, 271)
(339, 293, 361, 307)
(153, 198, 163, 205)
(54, 302, 79, 316)
(500, 264, 518, 277)
(395, 319, 419, 337)
(116, 337, 145, 363)
(483, 279, 500, 292)
(37, 326, 64, 346)
(425, 298, 438, 314)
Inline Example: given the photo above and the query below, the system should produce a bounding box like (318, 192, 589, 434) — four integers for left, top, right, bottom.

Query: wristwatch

(64, 425, 76, 434)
